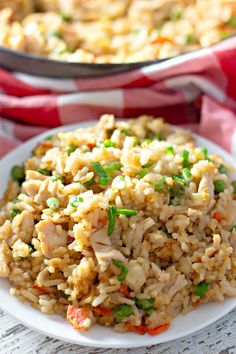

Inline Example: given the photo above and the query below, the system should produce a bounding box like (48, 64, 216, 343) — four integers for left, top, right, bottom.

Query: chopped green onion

(182, 150, 189, 168)
(194, 282, 209, 297)
(218, 164, 228, 175)
(108, 206, 137, 235)
(46, 197, 60, 210)
(108, 206, 117, 236)
(50, 31, 61, 38)
(51, 175, 64, 183)
(133, 136, 140, 146)
(214, 180, 226, 194)
(28, 244, 36, 254)
(104, 140, 116, 148)
(148, 132, 163, 141)
(146, 308, 154, 316)
(196, 147, 209, 160)
(121, 129, 131, 136)
(171, 9, 181, 21)
(185, 33, 194, 44)
(231, 225, 236, 232)
(155, 177, 166, 191)
(220, 32, 231, 40)
(91, 162, 109, 185)
(44, 134, 53, 141)
(134, 298, 154, 310)
(182, 167, 192, 181)
(11, 165, 25, 184)
(112, 259, 128, 281)
(60, 12, 71, 22)
(166, 146, 174, 155)
(70, 196, 84, 207)
(83, 178, 95, 188)
(37, 168, 51, 176)
(116, 209, 138, 216)
(113, 304, 133, 322)
(137, 162, 153, 178)
(12, 198, 20, 204)
(172, 175, 186, 186)
(104, 162, 122, 175)
(11, 208, 21, 219)
(227, 16, 236, 27)
(143, 139, 152, 145)
(231, 180, 236, 193)
(65, 144, 77, 155)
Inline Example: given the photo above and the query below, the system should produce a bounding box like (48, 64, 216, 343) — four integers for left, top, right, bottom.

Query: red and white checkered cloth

(1, 37, 236, 158)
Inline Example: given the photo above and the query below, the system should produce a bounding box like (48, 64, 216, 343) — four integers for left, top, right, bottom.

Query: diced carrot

(87, 143, 95, 150)
(93, 307, 112, 316)
(126, 323, 146, 335)
(196, 256, 202, 263)
(147, 323, 170, 336)
(119, 282, 130, 298)
(32, 284, 49, 295)
(213, 211, 224, 222)
(68, 236, 74, 244)
(67, 305, 92, 331)
(233, 194, 236, 200)
(150, 36, 172, 45)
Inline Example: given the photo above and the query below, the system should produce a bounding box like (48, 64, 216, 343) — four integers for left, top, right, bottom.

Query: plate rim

(0, 120, 236, 348)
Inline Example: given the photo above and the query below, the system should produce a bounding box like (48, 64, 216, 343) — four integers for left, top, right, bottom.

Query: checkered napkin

(1, 37, 236, 158)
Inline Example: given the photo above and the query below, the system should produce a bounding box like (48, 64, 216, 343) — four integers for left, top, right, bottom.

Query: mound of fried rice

(1, 114, 236, 335)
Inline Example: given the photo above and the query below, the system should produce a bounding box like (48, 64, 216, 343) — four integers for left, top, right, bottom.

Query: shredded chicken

(12, 210, 34, 244)
(125, 260, 146, 292)
(23, 179, 42, 197)
(91, 228, 125, 270)
(36, 219, 68, 258)
(221, 278, 236, 297)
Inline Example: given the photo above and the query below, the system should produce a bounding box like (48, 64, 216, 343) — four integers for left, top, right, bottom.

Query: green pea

(12, 198, 20, 204)
(218, 164, 228, 175)
(113, 304, 133, 322)
(11, 165, 25, 183)
(231, 225, 236, 232)
(46, 197, 60, 210)
(135, 298, 154, 310)
(44, 134, 53, 141)
(231, 180, 236, 193)
(214, 180, 226, 194)
(60, 12, 71, 22)
(194, 282, 209, 297)
(103, 140, 116, 148)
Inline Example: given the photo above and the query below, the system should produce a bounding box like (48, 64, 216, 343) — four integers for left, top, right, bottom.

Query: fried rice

(1, 114, 236, 335)
(0, 0, 235, 63)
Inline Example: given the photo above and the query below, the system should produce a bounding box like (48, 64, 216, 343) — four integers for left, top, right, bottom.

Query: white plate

(0, 121, 236, 348)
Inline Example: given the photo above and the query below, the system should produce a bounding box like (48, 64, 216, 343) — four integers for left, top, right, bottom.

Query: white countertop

(0, 308, 235, 354)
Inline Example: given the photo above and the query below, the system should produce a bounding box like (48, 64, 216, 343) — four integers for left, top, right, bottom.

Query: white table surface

(0, 308, 235, 354)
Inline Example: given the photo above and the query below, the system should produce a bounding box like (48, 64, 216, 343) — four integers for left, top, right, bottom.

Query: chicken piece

(166, 274, 187, 300)
(125, 260, 146, 292)
(22, 179, 42, 198)
(91, 228, 125, 271)
(0, 220, 13, 242)
(34, 179, 51, 204)
(36, 219, 67, 258)
(25, 170, 48, 181)
(12, 210, 34, 244)
(0, 241, 11, 277)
